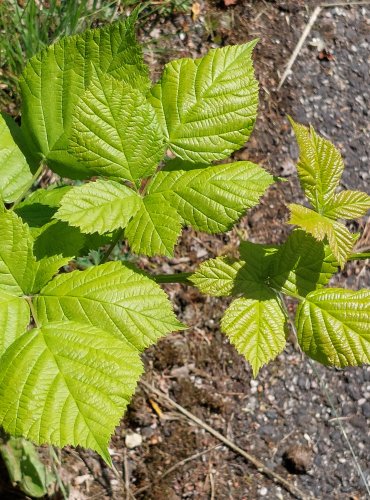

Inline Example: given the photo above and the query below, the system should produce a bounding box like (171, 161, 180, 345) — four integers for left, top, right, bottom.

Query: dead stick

(140, 380, 315, 500)
(277, 6, 322, 91)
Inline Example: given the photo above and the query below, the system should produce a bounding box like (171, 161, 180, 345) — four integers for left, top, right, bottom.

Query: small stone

(125, 431, 142, 449)
(362, 402, 370, 418)
(259, 487, 268, 496)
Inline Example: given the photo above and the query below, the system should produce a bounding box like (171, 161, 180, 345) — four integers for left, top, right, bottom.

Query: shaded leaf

(288, 204, 358, 268)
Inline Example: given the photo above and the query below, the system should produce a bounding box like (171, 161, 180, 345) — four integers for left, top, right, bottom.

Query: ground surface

(1, 1, 369, 499)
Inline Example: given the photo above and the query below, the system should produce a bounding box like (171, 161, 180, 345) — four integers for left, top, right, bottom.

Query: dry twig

(140, 380, 316, 500)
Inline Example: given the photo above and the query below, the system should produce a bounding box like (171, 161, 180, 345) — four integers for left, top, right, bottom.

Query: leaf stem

(152, 272, 193, 285)
(10, 162, 44, 210)
(25, 296, 40, 328)
(347, 251, 370, 261)
(100, 229, 124, 264)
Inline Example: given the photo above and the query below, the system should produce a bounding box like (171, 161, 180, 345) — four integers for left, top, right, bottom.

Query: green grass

(0, 0, 192, 113)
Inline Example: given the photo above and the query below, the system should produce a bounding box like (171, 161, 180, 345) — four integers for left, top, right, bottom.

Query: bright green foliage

(289, 118, 344, 210)
(0, 115, 32, 203)
(0, 321, 143, 464)
(0, 12, 369, 463)
(35, 261, 184, 350)
(190, 257, 244, 296)
(56, 180, 141, 234)
(0, 437, 56, 498)
(288, 120, 367, 267)
(0, 211, 36, 295)
(192, 242, 286, 375)
(296, 289, 370, 367)
(149, 161, 273, 233)
(150, 41, 258, 163)
(324, 190, 370, 219)
(125, 193, 182, 256)
(69, 72, 164, 181)
(0, 291, 29, 355)
(20, 15, 149, 178)
(269, 229, 338, 296)
(289, 204, 358, 268)
(221, 295, 286, 377)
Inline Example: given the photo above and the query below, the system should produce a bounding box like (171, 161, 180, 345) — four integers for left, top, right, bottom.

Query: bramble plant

(0, 11, 369, 464)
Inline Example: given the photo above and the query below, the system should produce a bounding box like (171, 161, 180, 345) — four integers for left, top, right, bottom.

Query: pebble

(125, 431, 142, 449)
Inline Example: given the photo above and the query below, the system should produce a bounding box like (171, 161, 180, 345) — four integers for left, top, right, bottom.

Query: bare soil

(1, 1, 369, 499)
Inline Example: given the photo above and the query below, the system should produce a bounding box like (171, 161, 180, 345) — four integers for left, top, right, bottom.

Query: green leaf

(191, 257, 244, 296)
(289, 118, 344, 210)
(150, 41, 258, 163)
(269, 230, 338, 297)
(0, 291, 30, 356)
(0, 115, 32, 204)
(20, 16, 150, 179)
(32, 255, 71, 294)
(0, 211, 36, 295)
(16, 187, 110, 258)
(149, 161, 273, 232)
(288, 204, 358, 268)
(69, 72, 164, 182)
(33, 220, 85, 260)
(0, 437, 55, 498)
(15, 186, 72, 230)
(323, 190, 370, 219)
(296, 288, 370, 367)
(221, 294, 286, 377)
(56, 180, 141, 234)
(35, 261, 184, 350)
(0, 321, 143, 463)
(125, 193, 182, 256)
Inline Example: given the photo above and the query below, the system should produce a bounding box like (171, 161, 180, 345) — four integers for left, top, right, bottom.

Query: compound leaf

(69, 73, 164, 182)
(0, 115, 33, 204)
(125, 193, 182, 256)
(35, 261, 184, 350)
(149, 161, 273, 233)
(0, 211, 36, 295)
(269, 229, 338, 297)
(221, 293, 286, 377)
(290, 118, 344, 210)
(289, 204, 358, 268)
(0, 321, 143, 463)
(150, 42, 258, 163)
(0, 291, 30, 356)
(296, 288, 370, 367)
(20, 16, 149, 179)
(56, 180, 141, 234)
(324, 190, 370, 219)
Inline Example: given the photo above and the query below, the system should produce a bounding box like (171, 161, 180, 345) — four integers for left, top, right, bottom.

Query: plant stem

(100, 230, 124, 264)
(152, 272, 193, 284)
(25, 296, 40, 328)
(10, 162, 44, 210)
(347, 251, 370, 261)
